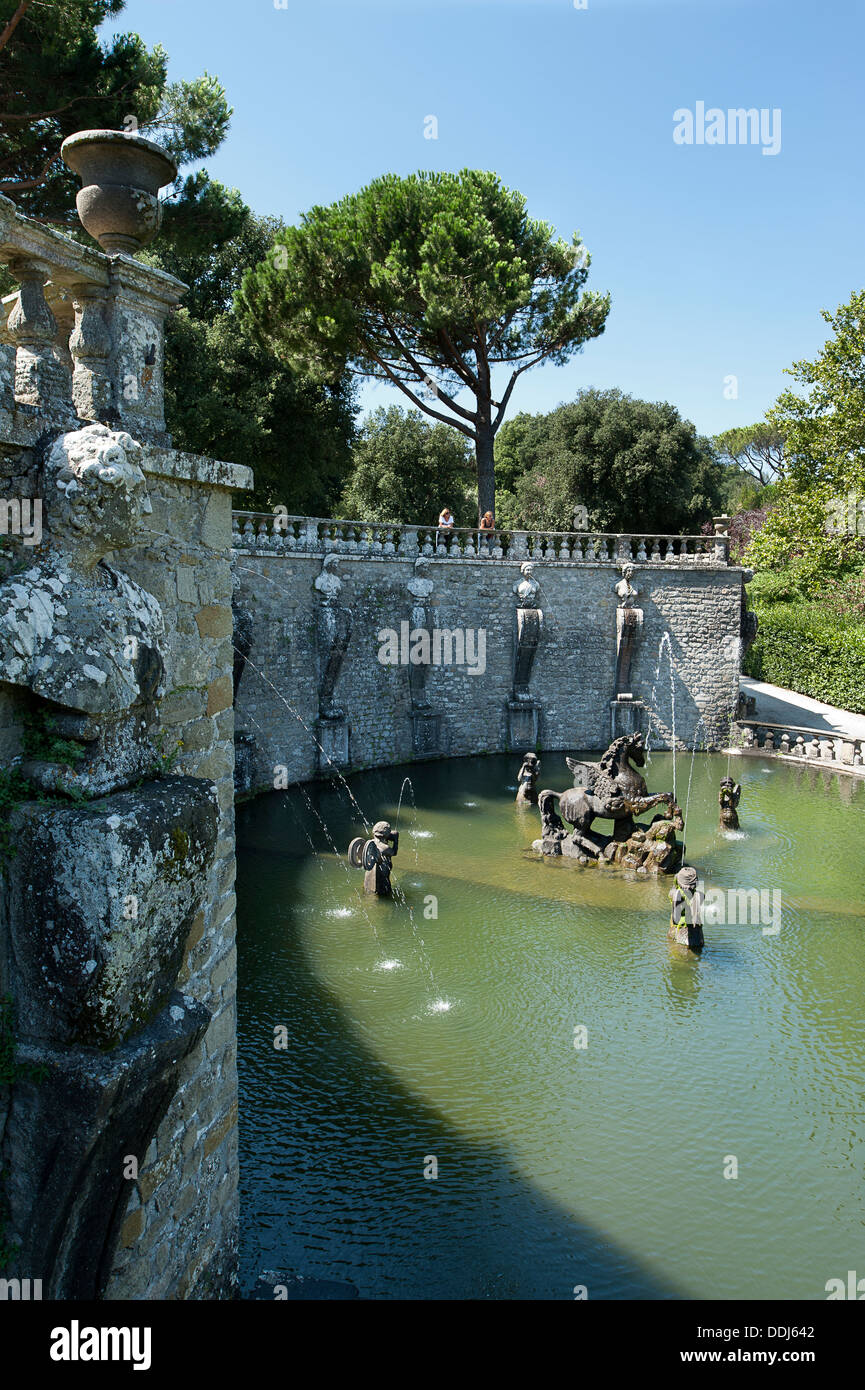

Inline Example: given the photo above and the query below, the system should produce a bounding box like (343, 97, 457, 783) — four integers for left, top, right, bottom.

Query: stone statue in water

(534, 732, 683, 874)
(718, 776, 742, 830)
(668, 866, 705, 951)
(515, 751, 541, 806)
(349, 820, 400, 897)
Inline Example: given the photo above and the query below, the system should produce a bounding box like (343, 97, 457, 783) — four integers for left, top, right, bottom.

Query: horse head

(599, 732, 646, 778)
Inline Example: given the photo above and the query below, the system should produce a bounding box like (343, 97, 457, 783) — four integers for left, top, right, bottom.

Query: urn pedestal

(610, 695, 645, 741)
(507, 698, 539, 749)
(411, 709, 442, 756)
(317, 714, 350, 775)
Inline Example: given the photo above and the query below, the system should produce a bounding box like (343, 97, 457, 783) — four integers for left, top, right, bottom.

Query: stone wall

(233, 546, 747, 794)
(100, 448, 247, 1300)
(0, 186, 249, 1301)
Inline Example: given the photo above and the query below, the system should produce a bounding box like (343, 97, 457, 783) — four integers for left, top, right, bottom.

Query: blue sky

(105, 0, 864, 438)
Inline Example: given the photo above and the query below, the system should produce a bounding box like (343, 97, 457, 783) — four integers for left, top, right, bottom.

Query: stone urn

(60, 129, 178, 254)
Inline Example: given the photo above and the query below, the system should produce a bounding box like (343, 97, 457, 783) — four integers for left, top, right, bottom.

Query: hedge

(743, 601, 865, 713)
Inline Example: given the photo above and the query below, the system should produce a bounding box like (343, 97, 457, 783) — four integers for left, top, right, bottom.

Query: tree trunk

(475, 421, 496, 523)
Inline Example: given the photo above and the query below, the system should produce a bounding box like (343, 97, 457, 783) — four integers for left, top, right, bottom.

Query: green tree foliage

(150, 211, 357, 514)
(492, 389, 724, 534)
(340, 406, 476, 526)
(746, 290, 865, 587)
(0, 0, 235, 258)
(770, 289, 865, 490)
(238, 169, 610, 520)
(0, 2, 354, 509)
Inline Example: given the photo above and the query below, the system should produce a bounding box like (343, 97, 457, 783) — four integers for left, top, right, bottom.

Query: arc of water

(394, 775, 421, 866)
(680, 716, 706, 865)
(234, 701, 383, 939)
(231, 644, 371, 833)
(645, 631, 677, 804)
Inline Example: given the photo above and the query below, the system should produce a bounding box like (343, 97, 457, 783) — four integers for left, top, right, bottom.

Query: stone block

(206, 674, 233, 716)
(195, 604, 233, 639)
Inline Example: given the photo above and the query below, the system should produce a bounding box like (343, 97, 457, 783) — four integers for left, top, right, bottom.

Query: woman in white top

(436, 507, 454, 547)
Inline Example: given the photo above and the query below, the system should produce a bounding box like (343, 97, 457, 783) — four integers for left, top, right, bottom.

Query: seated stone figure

(668, 866, 704, 952)
(0, 422, 165, 795)
(718, 776, 741, 830)
(515, 752, 541, 806)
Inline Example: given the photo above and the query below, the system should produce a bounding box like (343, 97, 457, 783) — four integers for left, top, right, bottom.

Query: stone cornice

(142, 444, 253, 493)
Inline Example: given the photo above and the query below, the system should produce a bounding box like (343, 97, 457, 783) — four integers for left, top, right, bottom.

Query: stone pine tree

(238, 169, 610, 522)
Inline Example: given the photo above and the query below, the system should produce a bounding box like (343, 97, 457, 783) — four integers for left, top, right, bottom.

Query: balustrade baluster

(6, 258, 66, 407)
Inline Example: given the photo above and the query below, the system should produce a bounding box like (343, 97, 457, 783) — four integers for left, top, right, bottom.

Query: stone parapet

(232, 510, 731, 567)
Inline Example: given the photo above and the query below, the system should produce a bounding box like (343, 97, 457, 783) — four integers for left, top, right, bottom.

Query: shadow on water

(235, 838, 685, 1300)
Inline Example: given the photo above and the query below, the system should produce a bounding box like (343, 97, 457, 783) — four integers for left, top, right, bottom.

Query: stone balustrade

(231, 511, 731, 566)
(0, 191, 184, 446)
(733, 719, 865, 772)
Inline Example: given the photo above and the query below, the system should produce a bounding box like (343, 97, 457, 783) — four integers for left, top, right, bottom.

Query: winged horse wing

(565, 756, 600, 791)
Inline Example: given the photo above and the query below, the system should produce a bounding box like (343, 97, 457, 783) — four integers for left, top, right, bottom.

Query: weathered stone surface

(0, 187, 242, 1304)
(4, 991, 209, 1299)
(6, 776, 218, 1048)
(0, 424, 166, 796)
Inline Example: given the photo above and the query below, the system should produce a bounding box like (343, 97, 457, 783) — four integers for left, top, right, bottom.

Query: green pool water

(236, 751, 865, 1300)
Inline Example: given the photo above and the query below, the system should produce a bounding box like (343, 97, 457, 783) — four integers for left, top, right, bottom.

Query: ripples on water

(236, 753, 865, 1300)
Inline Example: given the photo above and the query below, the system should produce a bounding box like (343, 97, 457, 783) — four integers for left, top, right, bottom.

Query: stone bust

(407, 556, 434, 603)
(615, 563, 639, 608)
(514, 561, 541, 608)
(0, 422, 165, 794)
(314, 552, 343, 602)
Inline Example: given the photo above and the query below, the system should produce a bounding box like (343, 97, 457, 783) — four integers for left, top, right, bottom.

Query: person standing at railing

(436, 506, 455, 548)
(479, 510, 495, 555)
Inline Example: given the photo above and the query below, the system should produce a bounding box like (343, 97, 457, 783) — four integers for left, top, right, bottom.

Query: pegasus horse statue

(537, 732, 682, 864)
